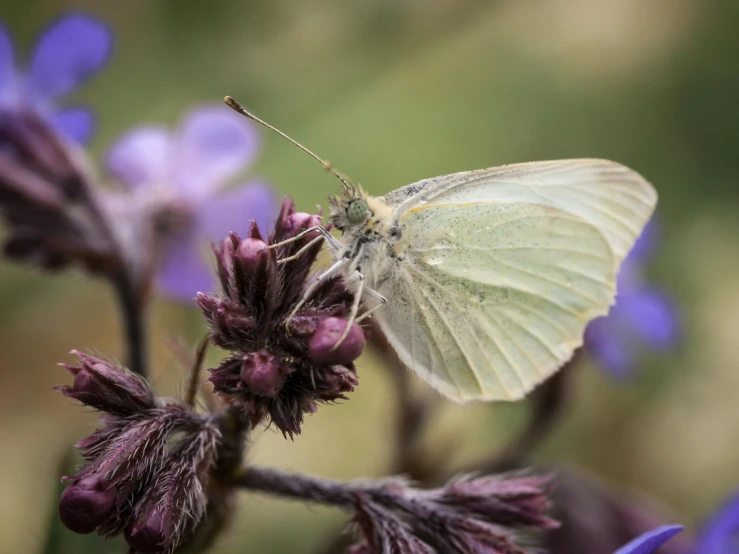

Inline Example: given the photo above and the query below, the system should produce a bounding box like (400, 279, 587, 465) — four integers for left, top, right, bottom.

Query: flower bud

(56, 351, 155, 414)
(232, 237, 278, 317)
(309, 317, 365, 365)
(58, 476, 116, 534)
(283, 211, 322, 244)
(241, 352, 288, 397)
(124, 509, 165, 553)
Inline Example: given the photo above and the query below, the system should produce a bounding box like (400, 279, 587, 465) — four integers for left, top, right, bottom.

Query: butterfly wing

(375, 160, 656, 402)
(385, 159, 657, 259)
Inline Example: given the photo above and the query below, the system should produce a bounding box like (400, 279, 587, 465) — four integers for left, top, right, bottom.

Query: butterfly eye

(346, 199, 369, 223)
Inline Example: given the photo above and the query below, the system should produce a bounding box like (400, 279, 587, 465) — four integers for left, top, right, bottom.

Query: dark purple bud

(212, 235, 237, 298)
(283, 211, 322, 244)
(346, 543, 370, 554)
(309, 317, 365, 365)
(125, 508, 165, 553)
(231, 236, 279, 320)
(55, 351, 155, 414)
(58, 476, 116, 534)
(241, 351, 289, 397)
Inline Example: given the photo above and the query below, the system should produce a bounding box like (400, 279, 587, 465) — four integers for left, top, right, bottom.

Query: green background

(2, 0, 738, 552)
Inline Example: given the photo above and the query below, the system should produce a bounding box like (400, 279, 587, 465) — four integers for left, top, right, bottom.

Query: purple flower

(584, 218, 680, 380)
(694, 491, 739, 554)
(0, 13, 112, 144)
(105, 105, 278, 302)
(614, 489, 739, 554)
(198, 197, 363, 437)
(615, 525, 685, 554)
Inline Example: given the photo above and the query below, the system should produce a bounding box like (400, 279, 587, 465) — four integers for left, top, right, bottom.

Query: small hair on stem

(224, 95, 352, 190)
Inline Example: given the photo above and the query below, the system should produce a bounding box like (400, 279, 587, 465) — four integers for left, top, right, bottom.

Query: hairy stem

(112, 271, 148, 377)
(233, 466, 357, 509)
(185, 337, 210, 407)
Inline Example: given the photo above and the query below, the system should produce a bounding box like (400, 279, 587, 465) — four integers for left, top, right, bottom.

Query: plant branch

(185, 336, 210, 407)
(111, 271, 148, 377)
(232, 466, 358, 509)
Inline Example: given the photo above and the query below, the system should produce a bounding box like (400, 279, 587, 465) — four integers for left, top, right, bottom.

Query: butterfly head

(328, 184, 371, 232)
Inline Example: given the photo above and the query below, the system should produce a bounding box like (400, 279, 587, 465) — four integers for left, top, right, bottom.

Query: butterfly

(225, 96, 657, 403)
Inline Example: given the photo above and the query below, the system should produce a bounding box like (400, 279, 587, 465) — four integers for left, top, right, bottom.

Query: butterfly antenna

(224, 96, 351, 191)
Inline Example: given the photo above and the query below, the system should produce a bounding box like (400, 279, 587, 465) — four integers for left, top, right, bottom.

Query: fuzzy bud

(240, 352, 289, 397)
(55, 351, 156, 415)
(58, 476, 116, 534)
(283, 211, 322, 244)
(309, 317, 366, 365)
(124, 508, 165, 553)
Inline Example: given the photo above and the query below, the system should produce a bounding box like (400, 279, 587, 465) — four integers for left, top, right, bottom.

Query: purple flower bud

(309, 317, 366, 365)
(124, 508, 165, 553)
(283, 211, 322, 244)
(58, 476, 116, 534)
(55, 351, 156, 415)
(240, 352, 289, 397)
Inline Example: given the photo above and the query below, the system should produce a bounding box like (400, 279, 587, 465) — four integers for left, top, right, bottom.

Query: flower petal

(695, 491, 739, 554)
(614, 525, 684, 554)
(28, 13, 113, 103)
(172, 105, 261, 197)
(585, 316, 637, 381)
(51, 107, 95, 144)
(105, 126, 171, 189)
(0, 23, 15, 101)
(199, 180, 278, 242)
(617, 289, 681, 350)
(628, 217, 659, 265)
(156, 234, 216, 302)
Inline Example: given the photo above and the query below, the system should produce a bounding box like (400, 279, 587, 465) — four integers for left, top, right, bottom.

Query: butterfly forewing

(386, 159, 657, 260)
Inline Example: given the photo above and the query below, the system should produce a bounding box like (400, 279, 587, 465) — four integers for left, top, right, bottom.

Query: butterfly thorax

(327, 185, 401, 287)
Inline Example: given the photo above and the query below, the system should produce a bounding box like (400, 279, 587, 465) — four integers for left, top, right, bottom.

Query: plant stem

(112, 271, 148, 377)
(232, 466, 357, 509)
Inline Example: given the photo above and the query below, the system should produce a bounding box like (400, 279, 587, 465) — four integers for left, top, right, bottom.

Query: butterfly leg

(266, 225, 340, 254)
(284, 256, 351, 327)
(355, 288, 387, 322)
(330, 272, 366, 350)
(276, 234, 325, 265)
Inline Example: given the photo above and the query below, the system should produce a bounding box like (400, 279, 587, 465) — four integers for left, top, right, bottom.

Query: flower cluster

(0, 109, 120, 275)
(56, 351, 220, 553)
(198, 197, 365, 437)
(347, 474, 558, 554)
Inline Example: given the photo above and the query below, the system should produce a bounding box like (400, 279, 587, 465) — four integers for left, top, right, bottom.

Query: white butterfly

(226, 97, 657, 403)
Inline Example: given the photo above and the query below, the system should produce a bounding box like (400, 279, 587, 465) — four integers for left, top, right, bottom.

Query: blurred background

(2, 0, 739, 552)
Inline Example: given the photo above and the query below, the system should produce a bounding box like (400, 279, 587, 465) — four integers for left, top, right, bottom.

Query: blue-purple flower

(616, 490, 739, 554)
(105, 105, 278, 302)
(0, 13, 112, 144)
(615, 525, 685, 554)
(693, 492, 739, 554)
(585, 219, 680, 379)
